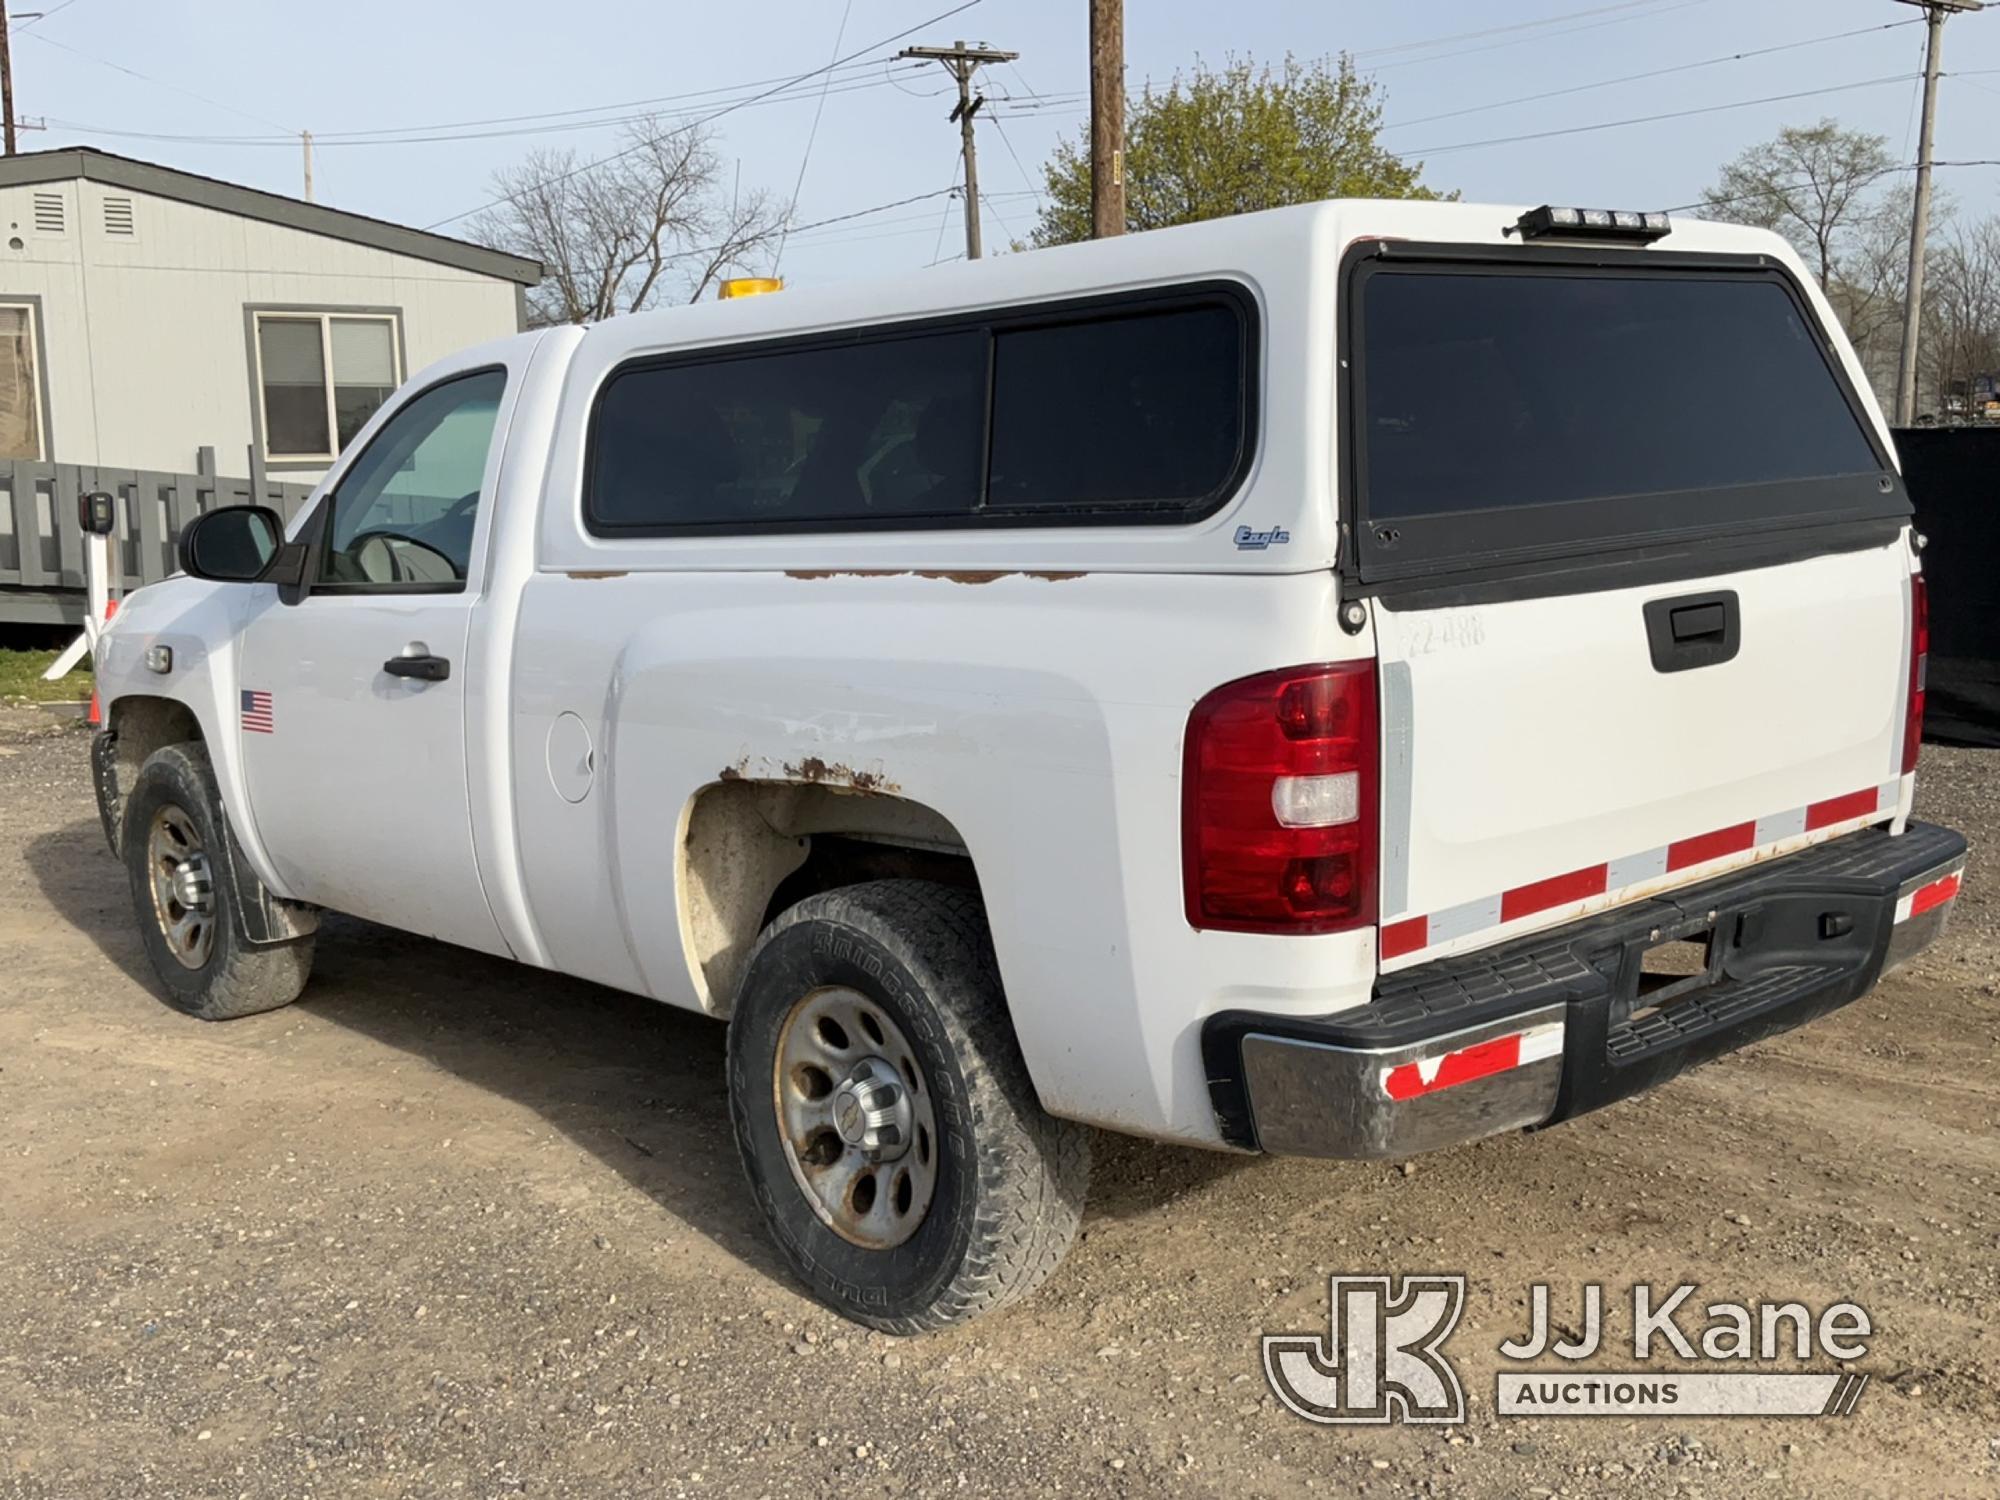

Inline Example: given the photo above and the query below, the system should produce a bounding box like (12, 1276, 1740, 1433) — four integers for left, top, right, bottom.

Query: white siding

(0, 177, 520, 477)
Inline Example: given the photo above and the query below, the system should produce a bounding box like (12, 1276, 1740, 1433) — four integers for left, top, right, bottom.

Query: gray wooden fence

(0, 459, 316, 625)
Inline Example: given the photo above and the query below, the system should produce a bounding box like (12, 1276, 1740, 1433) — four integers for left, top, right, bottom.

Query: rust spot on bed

(785, 568, 1089, 584)
(784, 569, 907, 580)
(783, 756, 898, 793)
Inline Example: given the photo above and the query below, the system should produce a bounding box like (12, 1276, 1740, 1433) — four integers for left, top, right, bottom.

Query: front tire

(727, 880, 1089, 1333)
(122, 742, 313, 1020)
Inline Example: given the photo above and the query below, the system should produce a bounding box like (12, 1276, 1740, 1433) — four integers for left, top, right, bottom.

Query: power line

(1667, 158, 2000, 217)
(774, 0, 855, 275)
(18, 27, 295, 135)
(1899, 27, 1931, 163)
(1364, 0, 1713, 73)
(1405, 72, 1921, 159)
(1351, 0, 1694, 61)
(48, 69, 941, 150)
(424, 0, 984, 231)
(12, 0, 82, 28)
(298, 57, 901, 142)
(986, 108, 1040, 195)
(1380, 19, 1922, 133)
(931, 151, 963, 265)
(47, 53, 912, 147)
(560, 184, 966, 285)
(1674, 160, 1913, 215)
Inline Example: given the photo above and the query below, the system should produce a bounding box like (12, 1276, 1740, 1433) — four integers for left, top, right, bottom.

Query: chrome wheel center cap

(830, 1056, 913, 1161)
(171, 855, 212, 913)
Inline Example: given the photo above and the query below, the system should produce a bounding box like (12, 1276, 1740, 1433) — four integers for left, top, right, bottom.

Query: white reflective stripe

(1606, 845, 1669, 891)
(1754, 806, 1807, 845)
(1426, 892, 1504, 944)
(1515, 1021, 1565, 1064)
(1894, 892, 1915, 923)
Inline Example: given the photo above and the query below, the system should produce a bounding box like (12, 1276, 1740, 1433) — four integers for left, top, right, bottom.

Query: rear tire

(727, 879, 1089, 1333)
(122, 742, 313, 1021)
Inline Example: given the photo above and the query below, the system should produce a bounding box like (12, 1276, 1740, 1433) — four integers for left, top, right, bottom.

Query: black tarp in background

(1895, 426, 2000, 749)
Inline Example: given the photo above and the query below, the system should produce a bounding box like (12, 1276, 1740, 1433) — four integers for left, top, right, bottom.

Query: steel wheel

(144, 803, 215, 971)
(772, 985, 939, 1249)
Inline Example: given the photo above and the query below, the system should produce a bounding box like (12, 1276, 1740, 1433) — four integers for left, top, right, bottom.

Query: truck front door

(236, 362, 514, 954)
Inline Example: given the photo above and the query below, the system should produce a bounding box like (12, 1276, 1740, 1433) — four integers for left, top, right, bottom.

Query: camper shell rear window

(1344, 246, 1907, 585)
(584, 284, 1256, 536)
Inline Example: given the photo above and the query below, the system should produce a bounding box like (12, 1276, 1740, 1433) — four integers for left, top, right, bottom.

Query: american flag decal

(240, 689, 274, 734)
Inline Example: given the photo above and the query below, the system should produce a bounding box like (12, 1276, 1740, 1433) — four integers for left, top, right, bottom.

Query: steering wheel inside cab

(338, 491, 479, 585)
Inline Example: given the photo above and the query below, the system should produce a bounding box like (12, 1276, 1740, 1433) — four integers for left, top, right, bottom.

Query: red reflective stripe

(1667, 821, 1757, 871)
(1381, 916, 1429, 960)
(1501, 864, 1609, 922)
(1910, 872, 1961, 917)
(1806, 787, 1880, 831)
(1382, 1033, 1523, 1102)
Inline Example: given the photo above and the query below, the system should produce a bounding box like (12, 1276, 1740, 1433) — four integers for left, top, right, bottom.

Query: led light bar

(1515, 204, 1672, 243)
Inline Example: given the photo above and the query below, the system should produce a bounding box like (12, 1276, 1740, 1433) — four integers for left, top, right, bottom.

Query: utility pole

(301, 129, 314, 202)
(1894, 0, 1983, 426)
(0, 0, 18, 158)
(900, 39, 1018, 260)
(1089, 0, 1125, 237)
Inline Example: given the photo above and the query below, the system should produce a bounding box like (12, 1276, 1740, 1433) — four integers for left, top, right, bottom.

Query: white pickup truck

(91, 199, 1966, 1332)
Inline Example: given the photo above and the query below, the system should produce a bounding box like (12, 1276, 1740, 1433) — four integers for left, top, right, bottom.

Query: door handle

(383, 649, 451, 682)
(1669, 601, 1729, 643)
(1642, 590, 1740, 673)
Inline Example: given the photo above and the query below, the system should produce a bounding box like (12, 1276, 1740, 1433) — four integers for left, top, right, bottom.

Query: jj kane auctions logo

(1265, 1276, 1874, 1424)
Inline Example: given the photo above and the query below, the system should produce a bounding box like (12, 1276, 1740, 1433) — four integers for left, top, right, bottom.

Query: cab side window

(318, 368, 507, 589)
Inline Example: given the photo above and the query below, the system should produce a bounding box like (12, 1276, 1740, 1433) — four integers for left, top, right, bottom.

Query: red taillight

(1182, 662, 1379, 934)
(1903, 573, 1928, 775)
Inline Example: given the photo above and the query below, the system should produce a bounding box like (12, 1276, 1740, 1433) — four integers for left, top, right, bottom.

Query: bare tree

(1920, 218, 2000, 418)
(1701, 120, 1897, 290)
(471, 118, 784, 325)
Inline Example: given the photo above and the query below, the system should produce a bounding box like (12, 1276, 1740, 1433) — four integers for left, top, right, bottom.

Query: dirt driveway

(1, 707, 1995, 1499)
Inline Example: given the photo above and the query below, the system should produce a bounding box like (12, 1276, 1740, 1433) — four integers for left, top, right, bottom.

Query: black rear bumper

(1202, 821, 1967, 1158)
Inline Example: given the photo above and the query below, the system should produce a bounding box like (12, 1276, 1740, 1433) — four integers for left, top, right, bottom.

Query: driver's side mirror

(178, 505, 304, 587)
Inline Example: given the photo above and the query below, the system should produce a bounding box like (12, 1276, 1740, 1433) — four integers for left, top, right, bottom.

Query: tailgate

(1342, 236, 1917, 970)
(1375, 544, 1910, 967)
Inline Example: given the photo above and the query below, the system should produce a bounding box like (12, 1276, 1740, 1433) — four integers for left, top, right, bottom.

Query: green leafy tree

(1031, 54, 1446, 246)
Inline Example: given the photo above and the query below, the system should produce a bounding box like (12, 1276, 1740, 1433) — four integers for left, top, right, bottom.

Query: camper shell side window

(582, 284, 1259, 536)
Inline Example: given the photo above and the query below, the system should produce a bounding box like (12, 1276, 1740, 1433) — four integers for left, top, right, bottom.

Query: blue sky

(13, 0, 2000, 287)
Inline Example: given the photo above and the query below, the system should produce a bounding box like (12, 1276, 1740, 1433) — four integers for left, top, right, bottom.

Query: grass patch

(0, 647, 91, 704)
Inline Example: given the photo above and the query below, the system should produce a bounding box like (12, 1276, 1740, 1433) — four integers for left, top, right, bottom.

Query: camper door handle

(1643, 591, 1740, 673)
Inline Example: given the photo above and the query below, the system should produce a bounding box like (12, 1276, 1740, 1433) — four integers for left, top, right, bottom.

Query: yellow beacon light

(719, 277, 785, 300)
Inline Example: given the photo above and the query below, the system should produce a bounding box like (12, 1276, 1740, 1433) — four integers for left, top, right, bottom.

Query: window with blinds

(0, 304, 45, 461)
(253, 311, 402, 462)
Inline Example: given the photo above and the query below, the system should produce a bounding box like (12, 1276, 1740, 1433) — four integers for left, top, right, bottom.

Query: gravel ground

(1, 707, 1995, 1498)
